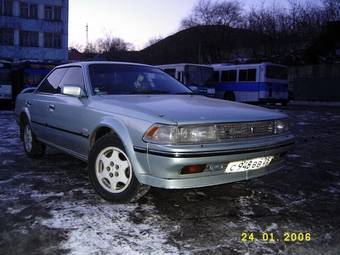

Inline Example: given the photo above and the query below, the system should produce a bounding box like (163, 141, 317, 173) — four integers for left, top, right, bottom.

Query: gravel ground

(0, 105, 340, 255)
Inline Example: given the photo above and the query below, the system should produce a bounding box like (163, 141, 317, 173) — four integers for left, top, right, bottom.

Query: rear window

(266, 65, 288, 80)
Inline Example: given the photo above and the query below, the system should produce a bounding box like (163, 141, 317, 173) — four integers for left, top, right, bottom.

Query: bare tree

(322, 0, 340, 21)
(145, 36, 164, 48)
(181, 0, 242, 28)
(96, 34, 134, 53)
(68, 43, 84, 52)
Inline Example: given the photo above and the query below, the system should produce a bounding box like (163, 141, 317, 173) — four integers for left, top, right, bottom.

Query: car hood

(91, 95, 287, 124)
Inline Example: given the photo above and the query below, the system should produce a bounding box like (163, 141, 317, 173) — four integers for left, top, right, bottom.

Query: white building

(0, 0, 68, 62)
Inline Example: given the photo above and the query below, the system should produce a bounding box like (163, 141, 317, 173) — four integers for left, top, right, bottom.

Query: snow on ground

(41, 201, 179, 255)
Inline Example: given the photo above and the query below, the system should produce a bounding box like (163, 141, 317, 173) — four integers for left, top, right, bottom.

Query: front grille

(217, 120, 276, 140)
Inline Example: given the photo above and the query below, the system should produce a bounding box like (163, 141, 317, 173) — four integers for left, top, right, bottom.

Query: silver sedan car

(15, 62, 294, 202)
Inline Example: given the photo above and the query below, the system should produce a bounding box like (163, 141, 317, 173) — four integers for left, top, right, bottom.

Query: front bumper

(134, 134, 294, 189)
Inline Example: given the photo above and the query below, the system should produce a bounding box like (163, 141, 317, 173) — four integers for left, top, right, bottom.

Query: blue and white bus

(157, 63, 215, 97)
(212, 62, 289, 105)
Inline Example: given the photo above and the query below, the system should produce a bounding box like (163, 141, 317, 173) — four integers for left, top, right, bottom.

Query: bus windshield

(0, 69, 11, 84)
(266, 65, 288, 80)
(185, 65, 214, 86)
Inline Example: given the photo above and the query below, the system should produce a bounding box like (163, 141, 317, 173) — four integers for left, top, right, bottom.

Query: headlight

(143, 124, 217, 145)
(274, 119, 289, 134)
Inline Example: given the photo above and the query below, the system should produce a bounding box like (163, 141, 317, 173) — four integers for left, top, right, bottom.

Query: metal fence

(289, 64, 340, 101)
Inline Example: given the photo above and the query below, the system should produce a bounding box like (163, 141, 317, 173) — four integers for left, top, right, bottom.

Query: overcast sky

(68, 0, 321, 50)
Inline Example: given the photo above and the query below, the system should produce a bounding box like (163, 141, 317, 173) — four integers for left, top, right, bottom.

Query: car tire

(88, 133, 149, 203)
(224, 92, 235, 101)
(22, 120, 46, 159)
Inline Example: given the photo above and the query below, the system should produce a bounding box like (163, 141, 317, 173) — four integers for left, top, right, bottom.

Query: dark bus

(11, 60, 57, 100)
(0, 60, 13, 104)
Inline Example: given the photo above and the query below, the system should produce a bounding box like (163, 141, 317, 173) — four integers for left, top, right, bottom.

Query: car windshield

(89, 64, 193, 95)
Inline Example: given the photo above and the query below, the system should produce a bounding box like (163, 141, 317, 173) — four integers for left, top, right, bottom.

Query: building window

(20, 2, 28, 18)
(30, 4, 38, 19)
(20, 2, 38, 19)
(45, 5, 62, 21)
(54, 6, 61, 21)
(44, 32, 62, 48)
(44, 6, 52, 20)
(20, 31, 39, 47)
(0, 29, 14, 45)
(0, 0, 13, 16)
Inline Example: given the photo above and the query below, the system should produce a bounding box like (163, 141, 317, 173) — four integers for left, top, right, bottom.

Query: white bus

(212, 62, 289, 105)
(157, 63, 215, 97)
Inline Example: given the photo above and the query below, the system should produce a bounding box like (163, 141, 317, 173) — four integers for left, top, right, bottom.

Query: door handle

(48, 104, 55, 111)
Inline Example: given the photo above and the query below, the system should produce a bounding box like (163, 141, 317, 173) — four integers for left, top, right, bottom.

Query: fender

(90, 116, 150, 181)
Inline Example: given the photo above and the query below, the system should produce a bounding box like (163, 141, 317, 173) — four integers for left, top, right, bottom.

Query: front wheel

(88, 134, 149, 203)
(23, 121, 46, 158)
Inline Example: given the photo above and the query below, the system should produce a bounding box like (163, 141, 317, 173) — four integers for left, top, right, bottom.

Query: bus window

(163, 68, 176, 78)
(239, 69, 256, 82)
(266, 65, 288, 80)
(221, 70, 236, 82)
(212, 71, 220, 82)
(185, 65, 213, 86)
(177, 71, 183, 82)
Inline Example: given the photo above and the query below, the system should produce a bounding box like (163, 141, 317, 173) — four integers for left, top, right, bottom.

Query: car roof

(56, 61, 154, 69)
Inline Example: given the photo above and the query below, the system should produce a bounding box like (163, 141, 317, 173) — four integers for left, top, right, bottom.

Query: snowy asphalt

(0, 106, 340, 255)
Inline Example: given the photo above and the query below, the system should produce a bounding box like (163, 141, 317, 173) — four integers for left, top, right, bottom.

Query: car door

(45, 66, 89, 157)
(29, 68, 67, 141)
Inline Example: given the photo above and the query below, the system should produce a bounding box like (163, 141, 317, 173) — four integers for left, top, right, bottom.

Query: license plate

(225, 156, 274, 173)
(207, 88, 215, 94)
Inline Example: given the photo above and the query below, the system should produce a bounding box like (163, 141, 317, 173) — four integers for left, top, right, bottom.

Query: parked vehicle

(157, 63, 215, 97)
(0, 60, 12, 104)
(15, 61, 294, 202)
(212, 63, 289, 105)
(11, 60, 56, 100)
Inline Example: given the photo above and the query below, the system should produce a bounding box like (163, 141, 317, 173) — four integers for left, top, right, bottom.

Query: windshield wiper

(174, 92, 195, 95)
(131, 90, 170, 94)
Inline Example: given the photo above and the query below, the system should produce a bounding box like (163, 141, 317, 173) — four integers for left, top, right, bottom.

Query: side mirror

(62, 85, 86, 97)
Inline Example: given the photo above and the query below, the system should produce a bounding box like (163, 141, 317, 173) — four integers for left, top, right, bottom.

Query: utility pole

(86, 23, 89, 48)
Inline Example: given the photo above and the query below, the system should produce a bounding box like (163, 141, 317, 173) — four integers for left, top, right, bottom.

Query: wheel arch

(89, 117, 149, 178)
(19, 110, 31, 141)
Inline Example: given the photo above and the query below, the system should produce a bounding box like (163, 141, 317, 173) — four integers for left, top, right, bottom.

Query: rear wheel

(88, 133, 149, 203)
(23, 121, 46, 158)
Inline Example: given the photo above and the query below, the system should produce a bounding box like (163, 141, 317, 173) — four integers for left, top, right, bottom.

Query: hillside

(69, 25, 272, 64)
(138, 25, 271, 65)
